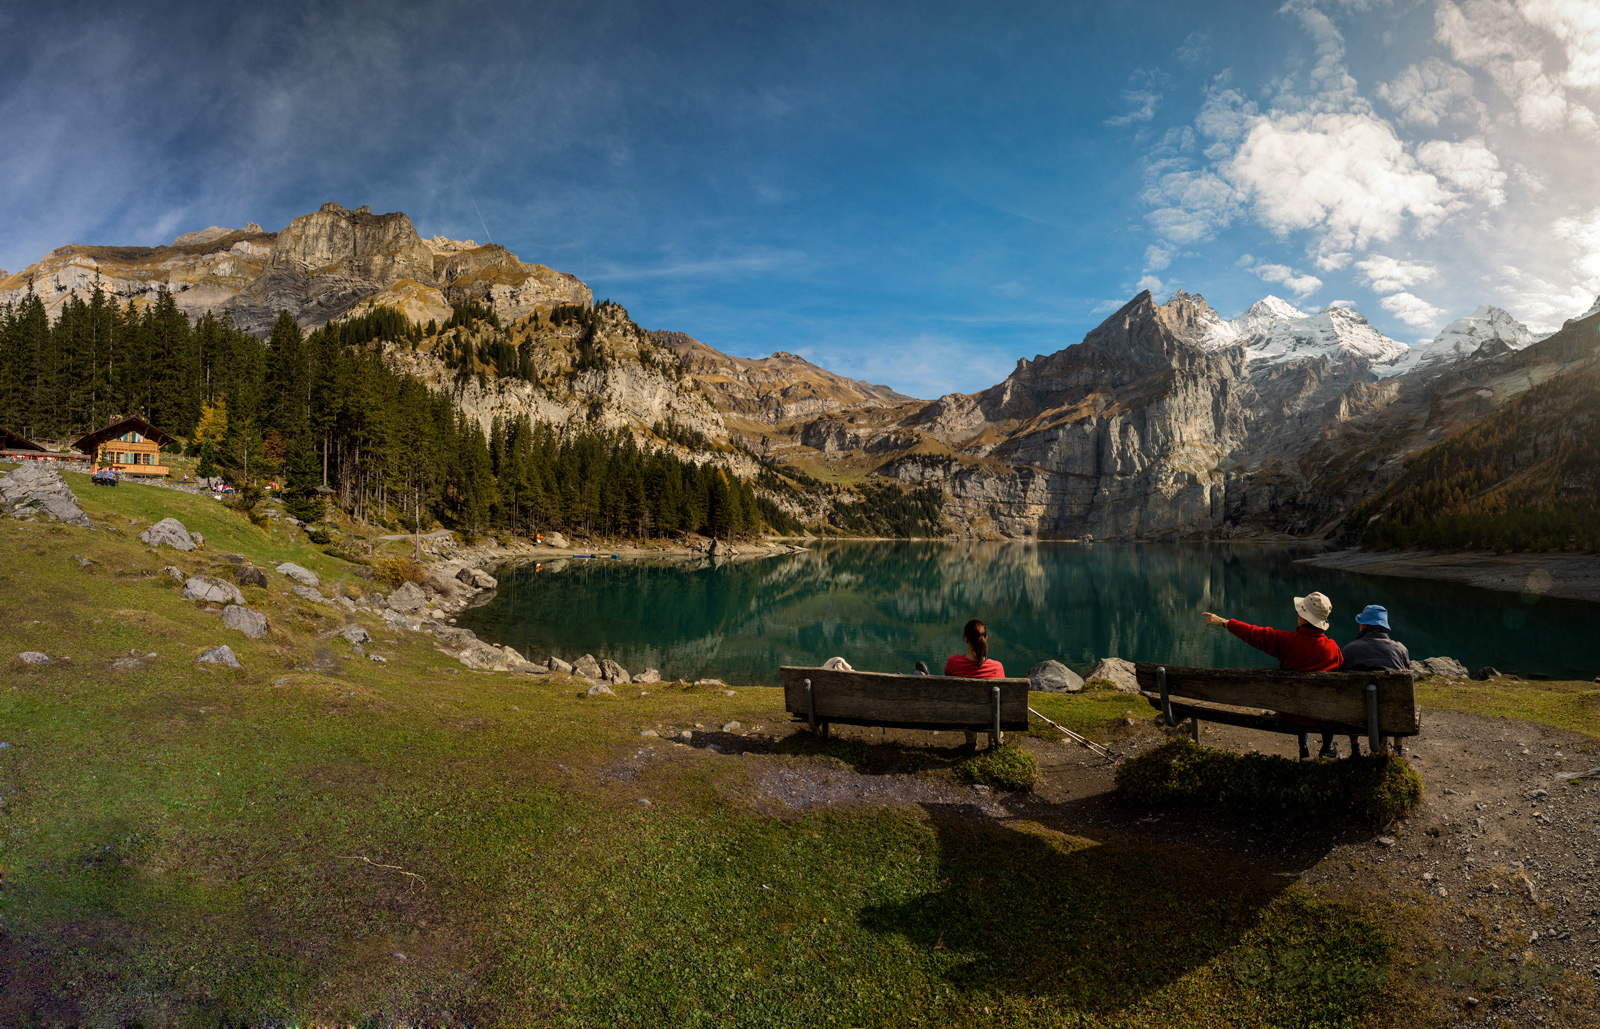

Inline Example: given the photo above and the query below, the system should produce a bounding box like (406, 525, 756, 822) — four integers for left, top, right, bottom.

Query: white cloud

(1314, 251, 1353, 270)
(1494, 265, 1596, 332)
(1136, 274, 1168, 295)
(1106, 70, 1164, 127)
(1376, 58, 1482, 127)
(1355, 254, 1438, 291)
(1552, 206, 1600, 291)
(1435, 0, 1598, 134)
(1380, 291, 1447, 326)
(1222, 108, 1458, 250)
(1143, 244, 1174, 271)
(1175, 31, 1211, 66)
(1143, 168, 1241, 243)
(1246, 260, 1323, 296)
(1521, 0, 1600, 90)
(1415, 137, 1507, 206)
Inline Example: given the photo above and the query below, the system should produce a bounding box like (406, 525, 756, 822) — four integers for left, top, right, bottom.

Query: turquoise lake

(458, 542, 1600, 685)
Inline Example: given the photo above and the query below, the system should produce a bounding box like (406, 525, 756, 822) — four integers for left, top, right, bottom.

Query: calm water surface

(458, 542, 1600, 684)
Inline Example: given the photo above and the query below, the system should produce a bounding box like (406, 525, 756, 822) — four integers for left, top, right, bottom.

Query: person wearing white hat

(1203, 591, 1343, 759)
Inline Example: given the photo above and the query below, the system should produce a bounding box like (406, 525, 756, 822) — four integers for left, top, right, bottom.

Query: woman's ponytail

(964, 619, 988, 664)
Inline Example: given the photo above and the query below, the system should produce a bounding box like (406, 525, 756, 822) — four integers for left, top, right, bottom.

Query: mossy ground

(2, 473, 1597, 1026)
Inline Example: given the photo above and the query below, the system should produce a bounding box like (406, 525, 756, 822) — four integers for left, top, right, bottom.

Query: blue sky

(2, 0, 1598, 397)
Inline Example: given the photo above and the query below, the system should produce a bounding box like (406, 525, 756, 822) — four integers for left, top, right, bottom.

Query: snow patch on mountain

(1381, 305, 1536, 377)
(1182, 293, 1407, 369)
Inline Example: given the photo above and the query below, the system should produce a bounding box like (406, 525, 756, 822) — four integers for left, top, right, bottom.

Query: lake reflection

(458, 542, 1600, 684)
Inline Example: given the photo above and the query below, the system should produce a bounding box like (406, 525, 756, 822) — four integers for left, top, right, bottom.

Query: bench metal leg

(1366, 683, 1381, 756)
(805, 678, 816, 733)
(991, 686, 1002, 749)
(1190, 717, 1200, 743)
(1158, 666, 1175, 727)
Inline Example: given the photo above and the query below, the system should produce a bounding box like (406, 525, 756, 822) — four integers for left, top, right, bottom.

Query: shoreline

(1296, 547, 1600, 604)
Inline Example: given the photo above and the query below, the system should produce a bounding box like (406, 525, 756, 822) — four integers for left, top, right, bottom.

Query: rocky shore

(1297, 548, 1600, 605)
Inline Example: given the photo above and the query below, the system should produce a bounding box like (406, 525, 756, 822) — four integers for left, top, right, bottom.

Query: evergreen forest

(0, 288, 772, 541)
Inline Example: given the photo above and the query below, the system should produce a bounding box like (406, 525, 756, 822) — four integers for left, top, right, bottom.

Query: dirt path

(648, 710, 1599, 1025)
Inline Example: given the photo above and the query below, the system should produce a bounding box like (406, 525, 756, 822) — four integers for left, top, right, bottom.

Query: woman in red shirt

(945, 619, 1004, 751)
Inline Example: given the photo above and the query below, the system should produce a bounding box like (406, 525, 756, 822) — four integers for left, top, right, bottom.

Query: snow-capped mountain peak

(1378, 304, 1537, 378)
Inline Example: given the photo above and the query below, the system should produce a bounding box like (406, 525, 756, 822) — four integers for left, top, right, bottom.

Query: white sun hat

(1293, 592, 1332, 630)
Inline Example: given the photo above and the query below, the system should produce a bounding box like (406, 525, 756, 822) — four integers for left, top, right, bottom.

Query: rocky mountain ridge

(0, 202, 589, 335)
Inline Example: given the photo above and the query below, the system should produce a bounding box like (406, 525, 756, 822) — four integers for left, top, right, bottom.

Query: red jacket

(1227, 620, 1342, 672)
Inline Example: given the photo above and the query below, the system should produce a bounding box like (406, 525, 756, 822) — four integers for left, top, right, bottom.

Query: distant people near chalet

(945, 618, 1005, 752)
(1338, 604, 1411, 758)
(1203, 592, 1343, 760)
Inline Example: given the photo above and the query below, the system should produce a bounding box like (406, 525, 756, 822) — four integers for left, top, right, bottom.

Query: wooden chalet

(0, 428, 50, 462)
(73, 416, 177, 478)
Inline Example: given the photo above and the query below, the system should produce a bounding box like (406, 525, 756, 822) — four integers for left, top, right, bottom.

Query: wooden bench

(1133, 662, 1419, 753)
(779, 666, 1030, 746)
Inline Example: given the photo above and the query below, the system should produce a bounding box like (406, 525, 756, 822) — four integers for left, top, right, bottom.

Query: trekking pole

(1028, 706, 1116, 759)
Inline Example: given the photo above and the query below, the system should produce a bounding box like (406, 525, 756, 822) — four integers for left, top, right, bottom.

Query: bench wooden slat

(1133, 663, 1418, 735)
(1139, 695, 1376, 737)
(779, 667, 1030, 731)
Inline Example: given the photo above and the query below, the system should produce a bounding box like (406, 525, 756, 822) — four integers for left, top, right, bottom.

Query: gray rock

(386, 580, 427, 613)
(639, 729, 659, 737)
(1086, 657, 1141, 694)
(573, 654, 603, 678)
(599, 658, 631, 684)
(189, 532, 203, 548)
(1473, 666, 1502, 680)
(275, 562, 319, 587)
(545, 532, 569, 549)
(0, 464, 90, 526)
(338, 625, 372, 645)
(235, 564, 268, 588)
(163, 565, 185, 581)
(74, 555, 94, 567)
(721, 720, 742, 732)
(182, 576, 245, 606)
(584, 682, 616, 697)
(451, 639, 532, 672)
(456, 566, 498, 589)
(633, 668, 662, 683)
(18, 651, 49, 665)
(139, 517, 196, 551)
(1027, 660, 1084, 693)
(548, 656, 574, 674)
(291, 584, 330, 605)
(197, 645, 242, 668)
(221, 605, 269, 639)
(369, 654, 387, 664)
(1411, 656, 1470, 678)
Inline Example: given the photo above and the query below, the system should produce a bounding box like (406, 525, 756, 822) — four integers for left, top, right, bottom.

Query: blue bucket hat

(1355, 604, 1390, 629)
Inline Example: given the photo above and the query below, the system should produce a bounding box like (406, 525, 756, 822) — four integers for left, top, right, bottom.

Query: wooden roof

(0, 428, 45, 452)
(72, 416, 178, 453)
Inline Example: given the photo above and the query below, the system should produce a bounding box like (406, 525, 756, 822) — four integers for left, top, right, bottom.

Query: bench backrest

(779, 666, 1031, 731)
(1133, 663, 1418, 734)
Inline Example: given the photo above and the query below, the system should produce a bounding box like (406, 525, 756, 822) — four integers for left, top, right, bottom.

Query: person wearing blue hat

(1333, 605, 1411, 757)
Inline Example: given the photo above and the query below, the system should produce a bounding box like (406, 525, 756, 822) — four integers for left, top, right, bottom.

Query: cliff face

(0, 202, 590, 335)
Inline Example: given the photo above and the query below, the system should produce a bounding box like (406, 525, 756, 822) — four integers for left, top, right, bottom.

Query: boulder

(189, 532, 204, 548)
(0, 464, 90, 526)
(18, 651, 49, 665)
(386, 581, 427, 613)
(452, 639, 532, 671)
(275, 562, 319, 587)
(291, 584, 331, 605)
(1085, 657, 1140, 694)
(339, 625, 372, 645)
(235, 564, 268, 588)
(197, 645, 242, 668)
(573, 654, 603, 678)
(584, 683, 616, 697)
(633, 668, 662, 683)
(182, 576, 245, 606)
(163, 565, 185, 582)
(139, 517, 197, 551)
(1027, 660, 1084, 693)
(599, 658, 631, 684)
(548, 656, 574, 674)
(221, 605, 269, 639)
(1473, 666, 1503, 681)
(545, 532, 569, 549)
(1411, 656, 1470, 678)
(456, 567, 498, 589)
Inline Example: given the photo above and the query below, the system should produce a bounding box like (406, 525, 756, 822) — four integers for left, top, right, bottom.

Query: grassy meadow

(0, 470, 1594, 1026)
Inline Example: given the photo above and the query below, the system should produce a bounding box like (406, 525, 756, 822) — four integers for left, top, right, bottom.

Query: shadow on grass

(858, 805, 1395, 1023)
(768, 730, 971, 776)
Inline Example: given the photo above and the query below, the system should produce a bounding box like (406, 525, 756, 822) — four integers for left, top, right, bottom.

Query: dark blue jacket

(1342, 627, 1410, 672)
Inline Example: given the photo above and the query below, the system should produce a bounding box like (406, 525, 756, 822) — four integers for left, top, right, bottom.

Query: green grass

(0, 481, 1428, 1026)
(1414, 676, 1600, 743)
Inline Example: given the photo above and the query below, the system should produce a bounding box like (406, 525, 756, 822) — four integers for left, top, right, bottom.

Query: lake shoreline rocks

(1296, 547, 1600, 604)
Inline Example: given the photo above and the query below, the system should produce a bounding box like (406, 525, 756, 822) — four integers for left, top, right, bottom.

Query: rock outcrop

(0, 464, 91, 526)
(221, 605, 269, 639)
(182, 576, 245, 606)
(1027, 660, 1083, 693)
(140, 517, 197, 551)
